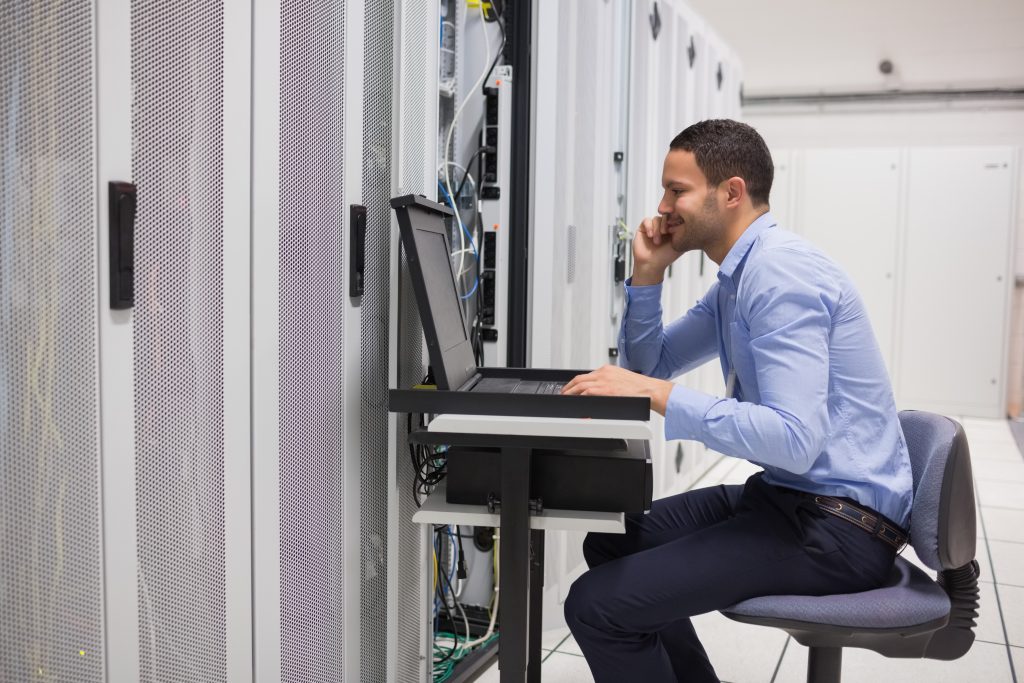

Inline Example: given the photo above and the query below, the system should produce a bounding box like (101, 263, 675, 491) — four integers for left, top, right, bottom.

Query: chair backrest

(900, 410, 976, 572)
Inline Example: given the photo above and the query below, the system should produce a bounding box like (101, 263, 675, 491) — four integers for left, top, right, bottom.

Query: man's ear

(724, 176, 747, 208)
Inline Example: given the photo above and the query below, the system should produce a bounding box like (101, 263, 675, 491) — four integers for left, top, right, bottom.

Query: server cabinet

(101, 0, 253, 680)
(391, 1, 440, 680)
(6, 1, 414, 681)
(251, 0, 369, 680)
(2, 4, 104, 680)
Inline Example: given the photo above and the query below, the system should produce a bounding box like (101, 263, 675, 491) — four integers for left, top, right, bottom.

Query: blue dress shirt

(619, 212, 913, 528)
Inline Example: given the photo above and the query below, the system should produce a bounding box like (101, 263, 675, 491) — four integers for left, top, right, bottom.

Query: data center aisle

(472, 417, 1024, 683)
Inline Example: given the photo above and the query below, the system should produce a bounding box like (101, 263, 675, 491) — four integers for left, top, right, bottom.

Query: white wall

(685, 0, 1024, 95)
(748, 109, 1024, 274)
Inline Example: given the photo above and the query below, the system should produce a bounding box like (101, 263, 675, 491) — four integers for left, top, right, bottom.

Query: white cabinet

(799, 149, 902, 374)
(783, 146, 1017, 418)
(895, 147, 1016, 417)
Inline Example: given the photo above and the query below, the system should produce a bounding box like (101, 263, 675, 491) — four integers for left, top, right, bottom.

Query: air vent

(567, 224, 578, 284)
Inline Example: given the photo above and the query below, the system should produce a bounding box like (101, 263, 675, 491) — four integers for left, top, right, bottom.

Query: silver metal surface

(0, 3, 103, 681)
(394, 1, 438, 680)
(131, 1, 227, 679)
(278, 0, 348, 679)
(360, 1, 395, 680)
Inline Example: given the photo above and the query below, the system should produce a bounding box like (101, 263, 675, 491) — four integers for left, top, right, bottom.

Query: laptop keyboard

(474, 378, 566, 394)
(538, 381, 565, 395)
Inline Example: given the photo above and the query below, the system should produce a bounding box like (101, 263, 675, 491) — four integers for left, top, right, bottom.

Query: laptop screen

(392, 195, 479, 390)
(417, 229, 469, 353)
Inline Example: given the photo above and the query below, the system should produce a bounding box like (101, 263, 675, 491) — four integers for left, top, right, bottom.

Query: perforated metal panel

(277, 1, 348, 680)
(399, 0, 431, 195)
(360, 1, 395, 681)
(0, 4, 103, 681)
(131, 1, 227, 680)
(396, 2, 435, 680)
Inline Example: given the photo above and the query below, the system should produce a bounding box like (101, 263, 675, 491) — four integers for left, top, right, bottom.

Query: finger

(565, 379, 597, 396)
(562, 382, 584, 396)
(561, 373, 590, 394)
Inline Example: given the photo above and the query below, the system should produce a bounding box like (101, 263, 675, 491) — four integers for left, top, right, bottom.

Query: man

(559, 119, 912, 682)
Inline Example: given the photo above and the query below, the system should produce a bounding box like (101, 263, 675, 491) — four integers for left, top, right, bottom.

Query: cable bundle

(409, 412, 448, 507)
(432, 524, 501, 682)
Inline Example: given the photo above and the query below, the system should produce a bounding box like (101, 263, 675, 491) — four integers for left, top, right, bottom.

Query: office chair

(721, 410, 980, 683)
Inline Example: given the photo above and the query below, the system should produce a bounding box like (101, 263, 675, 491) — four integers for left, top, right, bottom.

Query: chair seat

(723, 557, 951, 631)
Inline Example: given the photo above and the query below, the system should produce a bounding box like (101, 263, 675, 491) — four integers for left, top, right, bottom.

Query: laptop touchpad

(473, 377, 520, 393)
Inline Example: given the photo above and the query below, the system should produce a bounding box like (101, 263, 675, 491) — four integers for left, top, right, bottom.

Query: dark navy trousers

(564, 473, 898, 682)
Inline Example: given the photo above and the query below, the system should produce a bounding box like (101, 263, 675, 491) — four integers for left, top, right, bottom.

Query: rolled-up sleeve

(663, 250, 834, 475)
(618, 278, 719, 380)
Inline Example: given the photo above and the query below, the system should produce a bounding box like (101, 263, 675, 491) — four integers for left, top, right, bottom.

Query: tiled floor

(471, 416, 1024, 682)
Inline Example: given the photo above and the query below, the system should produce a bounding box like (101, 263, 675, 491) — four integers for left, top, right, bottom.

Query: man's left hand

(561, 364, 674, 416)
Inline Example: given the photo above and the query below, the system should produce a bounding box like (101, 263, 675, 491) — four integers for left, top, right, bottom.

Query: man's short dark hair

(669, 119, 773, 207)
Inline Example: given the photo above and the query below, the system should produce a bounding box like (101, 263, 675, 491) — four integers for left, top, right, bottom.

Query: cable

(409, 412, 448, 507)
(437, 164, 479, 267)
(478, 2, 506, 97)
(437, 181, 479, 300)
(452, 146, 491, 202)
(461, 529, 499, 648)
(443, 1, 496, 279)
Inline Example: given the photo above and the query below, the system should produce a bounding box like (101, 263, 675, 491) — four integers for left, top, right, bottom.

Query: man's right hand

(631, 216, 683, 285)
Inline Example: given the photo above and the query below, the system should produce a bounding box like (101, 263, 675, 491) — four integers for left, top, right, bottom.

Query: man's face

(657, 149, 725, 254)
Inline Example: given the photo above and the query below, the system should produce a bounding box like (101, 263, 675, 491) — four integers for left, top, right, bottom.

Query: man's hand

(632, 216, 684, 285)
(561, 364, 674, 416)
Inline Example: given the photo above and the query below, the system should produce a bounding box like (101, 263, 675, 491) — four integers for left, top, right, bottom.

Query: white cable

(437, 162, 480, 276)
(438, 162, 477, 274)
(438, 160, 476, 195)
(445, 2, 494, 278)
(461, 530, 499, 648)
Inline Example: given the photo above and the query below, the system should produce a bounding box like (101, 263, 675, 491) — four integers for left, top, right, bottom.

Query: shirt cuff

(664, 384, 720, 442)
(623, 277, 663, 327)
(624, 277, 663, 303)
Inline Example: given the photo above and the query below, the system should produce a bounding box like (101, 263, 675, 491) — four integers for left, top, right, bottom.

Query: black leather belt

(811, 494, 909, 550)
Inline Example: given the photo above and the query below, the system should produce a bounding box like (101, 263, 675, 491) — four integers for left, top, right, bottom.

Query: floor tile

(972, 458, 1024, 484)
(1012, 646, 1023, 681)
(541, 626, 571, 652)
(471, 660, 500, 683)
(539, 652, 595, 681)
(471, 653, 591, 683)
(693, 610, 787, 683)
(961, 417, 1017, 441)
(982, 507, 1024, 544)
(976, 481, 1024, 510)
(962, 426, 1018, 445)
(555, 634, 582, 656)
(999, 583, 1024, 647)
(975, 580, 1006, 645)
(968, 442, 1023, 462)
(774, 638, 1012, 683)
(988, 539, 1024, 586)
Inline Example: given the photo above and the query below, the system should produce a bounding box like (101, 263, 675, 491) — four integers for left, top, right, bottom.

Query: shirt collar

(717, 211, 777, 284)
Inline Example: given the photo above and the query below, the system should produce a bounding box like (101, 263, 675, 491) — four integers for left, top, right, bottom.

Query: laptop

(391, 194, 649, 419)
